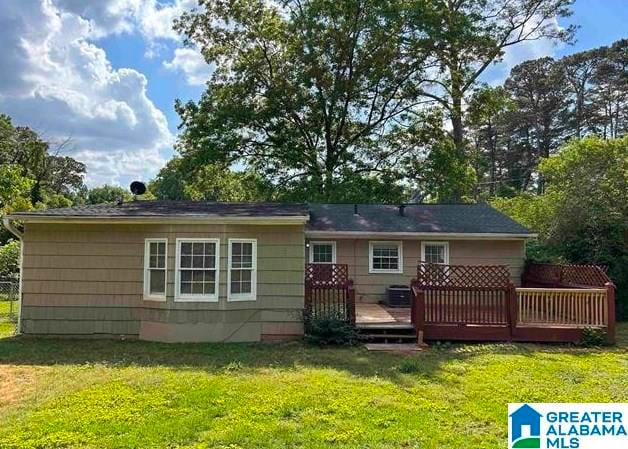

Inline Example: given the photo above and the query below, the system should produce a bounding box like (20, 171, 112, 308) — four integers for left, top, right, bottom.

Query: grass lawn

(0, 325, 626, 449)
(0, 302, 17, 339)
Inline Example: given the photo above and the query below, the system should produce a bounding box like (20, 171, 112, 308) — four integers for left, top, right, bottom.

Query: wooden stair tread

(365, 343, 423, 352)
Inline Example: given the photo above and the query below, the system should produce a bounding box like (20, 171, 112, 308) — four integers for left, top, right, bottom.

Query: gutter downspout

(2, 217, 23, 335)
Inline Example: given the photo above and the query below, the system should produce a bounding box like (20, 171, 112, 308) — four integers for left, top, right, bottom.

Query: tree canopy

(173, 0, 574, 202)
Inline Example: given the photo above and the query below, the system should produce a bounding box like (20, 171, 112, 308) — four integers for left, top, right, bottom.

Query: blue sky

(0, 0, 626, 187)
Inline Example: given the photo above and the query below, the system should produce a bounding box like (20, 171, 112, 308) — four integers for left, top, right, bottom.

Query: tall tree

(467, 86, 511, 196)
(174, 0, 431, 201)
(0, 115, 86, 205)
(408, 0, 575, 197)
(504, 57, 570, 193)
(590, 39, 628, 139)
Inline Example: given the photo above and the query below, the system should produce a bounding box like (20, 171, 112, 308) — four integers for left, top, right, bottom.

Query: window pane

(425, 245, 445, 264)
(203, 281, 216, 295)
(192, 242, 204, 255)
(149, 269, 165, 295)
(181, 242, 192, 256)
(180, 282, 192, 294)
(192, 282, 203, 295)
(192, 255, 204, 268)
(180, 255, 192, 268)
(312, 243, 333, 263)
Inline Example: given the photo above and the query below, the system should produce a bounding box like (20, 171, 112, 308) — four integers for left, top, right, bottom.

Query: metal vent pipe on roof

(399, 204, 406, 217)
(354, 204, 359, 215)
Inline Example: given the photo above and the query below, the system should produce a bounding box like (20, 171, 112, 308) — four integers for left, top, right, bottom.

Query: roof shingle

(8, 201, 533, 236)
(306, 203, 532, 235)
(10, 201, 309, 218)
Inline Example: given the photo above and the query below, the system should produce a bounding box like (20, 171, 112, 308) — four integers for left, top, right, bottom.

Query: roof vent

(399, 204, 406, 217)
(353, 204, 359, 215)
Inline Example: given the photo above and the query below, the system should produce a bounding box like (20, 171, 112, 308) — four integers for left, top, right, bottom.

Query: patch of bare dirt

(0, 365, 38, 409)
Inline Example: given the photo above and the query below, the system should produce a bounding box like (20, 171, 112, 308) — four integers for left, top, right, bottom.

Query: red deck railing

(412, 263, 616, 344)
(304, 264, 355, 324)
(523, 263, 611, 288)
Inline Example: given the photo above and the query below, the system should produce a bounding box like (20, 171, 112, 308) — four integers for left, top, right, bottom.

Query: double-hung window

(144, 239, 167, 300)
(175, 238, 219, 301)
(421, 241, 449, 265)
(369, 241, 403, 274)
(228, 239, 257, 301)
(309, 241, 336, 264)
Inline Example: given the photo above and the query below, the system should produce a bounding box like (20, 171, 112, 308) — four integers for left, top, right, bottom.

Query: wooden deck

(356, 303, 411, 327)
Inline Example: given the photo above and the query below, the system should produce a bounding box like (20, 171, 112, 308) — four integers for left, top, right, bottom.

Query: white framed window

(309, 241, 336, 264)
(421, 241, 450, 265)
(369, 241, 403, 274)
(228, 239, 257, 301)
(175, 238, 220, 302)
(144, 238, 167, 300)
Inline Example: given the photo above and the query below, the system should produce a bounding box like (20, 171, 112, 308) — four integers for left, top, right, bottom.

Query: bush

(0, 240, 20, 279)
(304, 311, 358, 346)
(580, 327, 608, 347)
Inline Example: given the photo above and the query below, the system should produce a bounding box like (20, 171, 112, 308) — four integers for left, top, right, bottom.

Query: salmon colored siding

(308, 238, 525, 303)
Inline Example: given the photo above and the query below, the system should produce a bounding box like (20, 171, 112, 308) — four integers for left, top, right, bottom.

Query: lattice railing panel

(416, 263, 511, 289)
(523, 263, 611, 288)
(305, 263, 349, 288)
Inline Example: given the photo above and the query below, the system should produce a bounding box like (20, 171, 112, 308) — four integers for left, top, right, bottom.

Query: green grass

(0, 326, 626, 449)
(0, 302, 17, 339)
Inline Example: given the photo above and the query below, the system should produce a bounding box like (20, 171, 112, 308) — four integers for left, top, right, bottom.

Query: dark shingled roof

(9, 201, 532, 235)
(306, 203, 533, 235)
(10, 201, 309, 218)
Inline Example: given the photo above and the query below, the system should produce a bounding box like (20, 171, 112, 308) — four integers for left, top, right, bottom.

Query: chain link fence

(0, 279, 19, 325)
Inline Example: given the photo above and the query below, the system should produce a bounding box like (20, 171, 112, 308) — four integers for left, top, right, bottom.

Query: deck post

(347, 280, 356, 325)
(507, 283, 517, 341)
(605, 282, 616, 345)
(412, 286, 426, 345)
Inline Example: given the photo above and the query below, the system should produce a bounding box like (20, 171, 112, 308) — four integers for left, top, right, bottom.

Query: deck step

(361, 333, 416, 339)
(365, 343, 423, 352)
(356, 323, 414, 330)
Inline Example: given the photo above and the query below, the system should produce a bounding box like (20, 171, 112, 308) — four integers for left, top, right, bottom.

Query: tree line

(470, 39, 627, 197)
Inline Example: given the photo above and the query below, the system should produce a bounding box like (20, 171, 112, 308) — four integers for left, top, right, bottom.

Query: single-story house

(3, 201, 535, 342)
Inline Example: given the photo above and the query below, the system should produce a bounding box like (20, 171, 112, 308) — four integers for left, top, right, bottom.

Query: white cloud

(0, 0, 173, 186)
(482, 18, 564, 85)
(163, 47, 212, 86)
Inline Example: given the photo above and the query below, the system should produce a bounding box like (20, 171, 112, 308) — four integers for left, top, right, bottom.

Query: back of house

(4, 201, 534, 342)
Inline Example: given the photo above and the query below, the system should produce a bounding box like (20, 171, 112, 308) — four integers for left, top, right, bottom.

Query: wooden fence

(304, 264, 356, 324)
(412, 263, 616, 344)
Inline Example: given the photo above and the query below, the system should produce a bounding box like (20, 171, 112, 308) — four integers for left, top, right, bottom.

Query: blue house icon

(510, 404, 542, 442)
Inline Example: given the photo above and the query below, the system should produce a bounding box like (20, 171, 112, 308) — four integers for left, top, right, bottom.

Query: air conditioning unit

(384, 285, 411, 307)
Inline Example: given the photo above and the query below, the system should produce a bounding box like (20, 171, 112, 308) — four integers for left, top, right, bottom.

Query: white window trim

(308, 241, 337, 264)
(143, 238, 167, 301)
(174, 238, 220, 302)
(421, 241, 450, 265)
(227, 238, 257, 302)
(368, 241, 403, 274)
